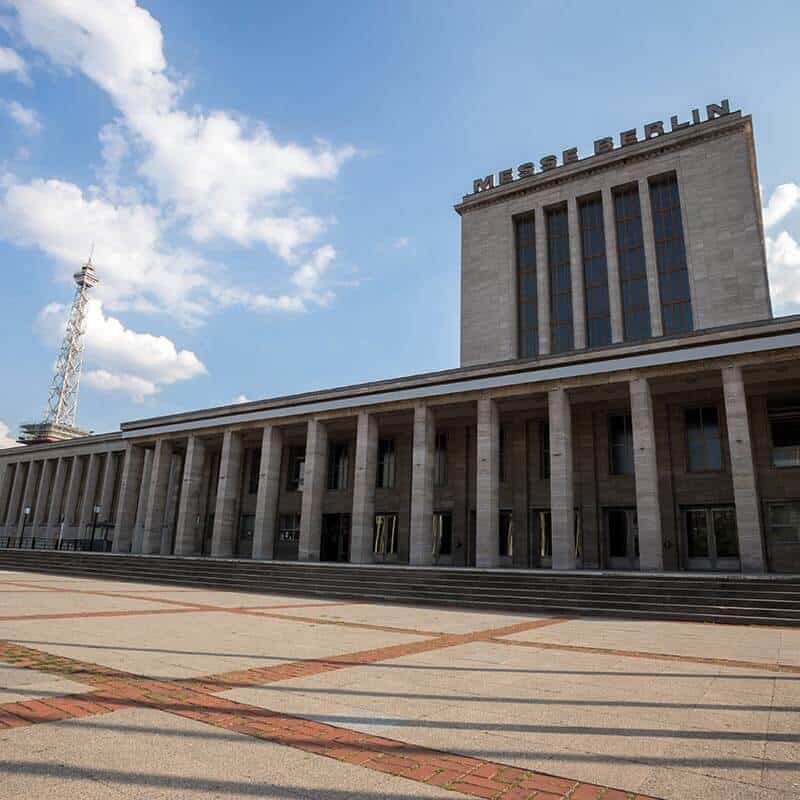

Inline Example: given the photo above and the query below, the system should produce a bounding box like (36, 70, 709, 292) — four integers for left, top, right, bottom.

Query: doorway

(321, 514, 350, 562)
(528, 509, 552, 568)
(684, 506, 740, 571)
(237, 513, 255, 559)
(606, 508, 639, 569)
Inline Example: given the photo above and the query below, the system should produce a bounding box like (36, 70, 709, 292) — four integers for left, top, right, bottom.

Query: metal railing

(0, 535, 112, 552)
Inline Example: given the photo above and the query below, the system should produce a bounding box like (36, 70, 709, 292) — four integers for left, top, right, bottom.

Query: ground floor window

(432, 512, 452, 557)
(237, 513, 255, 558)
(606, 507, 638, 568)
(769, 404, 800, 468)
(278, 513, 301, 544)
(499, 510, 513, 557)
(373, 513, 398, 555)
(766, 502, 800, 545)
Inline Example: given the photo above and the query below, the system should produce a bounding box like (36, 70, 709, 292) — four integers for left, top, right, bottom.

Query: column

(409, 404, 435, 566)
(77, 453, 102, 536)
(32, 459, 54, 533)
(132, 449, 153, 552)
(113, 445, 145, 553)
(298, 419, 327, 561)
(142, 439, 172, 554)
(45, 458, 68, 538)
(630, 377, 664, 570)
(567, 197, 586, 350)
(253, 426, 282, 560)
(722, 365, 766, 572)
(638, 177, 663, 337)
(98, 452, 118, 523)
(5, 462, 26, 530)
(16, 461, 40, 539)
(211, 429, 244, 558)
(549, 388, 576, 570)
(601, 186, 624, 343)
(161, 451, 184, 554)
(476, 395, 500, 568)
(0, 462, 16, 531)
(174, 436, 206, 556)
(350, 412, 378, 564)
(535, 209, 551, 355)
(62, 456, 85, 531)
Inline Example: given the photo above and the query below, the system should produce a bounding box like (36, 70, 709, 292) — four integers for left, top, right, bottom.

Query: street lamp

(90, 505, 102, 551)
(18, 507, 31, 548)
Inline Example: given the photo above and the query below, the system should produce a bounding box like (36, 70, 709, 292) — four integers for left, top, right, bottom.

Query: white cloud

(0, 46, 29, 83)
(37, 299, 207, 401)
(10, 0, 354, 261)
(1, 99, 42, 133)
(766, 230, 800, 316)
(290, 244, 336, 304)
(764, 183, 800, 229)
(0, 420, 21, 449)
(232, 394, 249, 404)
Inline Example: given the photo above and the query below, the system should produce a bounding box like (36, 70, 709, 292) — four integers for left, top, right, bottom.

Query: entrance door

(685, 506, 740, 571)
(201, 513, 214, 556)
(528, 509, 552, 568)
(606, 508, 639, 569)
(321, 514, 350, 562)
(237, 514, 255, 559)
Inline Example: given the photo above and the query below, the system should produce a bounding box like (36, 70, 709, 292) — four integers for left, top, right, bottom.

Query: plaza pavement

(0, 570, 798, 799)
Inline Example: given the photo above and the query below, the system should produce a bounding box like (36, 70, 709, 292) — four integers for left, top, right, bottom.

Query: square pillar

(630, 377, 664, 570)
(142, 440, 172, 554)
(351, 412, 378, 564)
(174, 436, 206, 556)
(601, 186, 624, 344)
(722, 365, 766, 572)
(16, 461, 40, 538)
(161, 451, 184, 554)
(78, 453, 102, 535)
(98, 452, 119, 524)
(113, 445, 145, 553)
(409, 404, 435, 566)
(567, 197, 586, 350)
(253, 426, 283, 560)
(638, 178, 663, 337)
(0, 462, 16, 532)
(535, 210, 551, 355)
(132, 449, 153, 552)
(62, 456, 86, 531)
(211, 429, 244, 558)
(32, 459, 54, 532)
(5, 462, 27, 529)
(298, 419, 327, 561)
(45, 458, 68, 536)
(476, 395, 500, 568)
(549, 388, 576, 570)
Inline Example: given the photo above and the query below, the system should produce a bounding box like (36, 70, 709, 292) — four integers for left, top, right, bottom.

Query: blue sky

(1, 0, 799, 446)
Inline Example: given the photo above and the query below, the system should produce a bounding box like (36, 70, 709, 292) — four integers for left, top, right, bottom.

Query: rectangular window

(685, 407, 722, 472)
(376, 438, 396, 489)
(499, 510, 514, 557)
(540, 422, 550, 479)
(579, 195, 611, 348)
(286, 448, 305, 491)
(766, 502, 800, 544)
(515, 213, 539, 358)
(768, 404, 800, 467)
(650, 173, 693, 336)
(327, 443, 349, 491)
(278, 513, 301, 543)
(248, 448, 261, 495)
(613, 184, 652, 342)
(432, 511, 452, 556)
(499, 424, 507, 482)
(547, 205, 574, 353)
(434, 431, 448, 488)
(609, 414, 634, 475)
(373, 513, 398, 555)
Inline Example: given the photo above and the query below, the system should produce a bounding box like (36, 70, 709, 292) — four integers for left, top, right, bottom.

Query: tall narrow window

(434, 432, 448, 488)
(579, 195, 611, 348)
(540, 422, 550, 479)
(327, 443, 349, 490)
(768, 402, 800, 468)
(376, 439, 396, 489)
(685, 407, 722, 472)
(609, 414, 634, 475)
(499, 510, 514, 557)
(614, 184, 652, 342)
(515, 213, 538, 358)
(650, 173, 693, 335)
(248, 448, 261, 494)
(286, 448, 305, 491)
(547, 206, 574, 353)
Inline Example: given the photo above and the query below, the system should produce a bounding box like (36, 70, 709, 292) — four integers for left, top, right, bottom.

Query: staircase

(1, 549, 799, 626)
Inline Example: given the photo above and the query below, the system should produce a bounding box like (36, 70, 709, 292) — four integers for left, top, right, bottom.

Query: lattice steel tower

(20, 256, 99, 445)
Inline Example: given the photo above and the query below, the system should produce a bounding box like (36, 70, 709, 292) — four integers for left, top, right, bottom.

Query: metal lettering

(562, 147, 579, 164)
(540, 155, 557, 171)
(498, 168, 514, 185)
(620, 129, 638, 147)
(670, 114, 691, 132)
(644, 121, 664, 139)
(692, 108, 701, 124)
(706, 99, 730, 120)
(473, 175, 495, 194)
(594, 137, 614, 155)
(517, 162, 535, 179)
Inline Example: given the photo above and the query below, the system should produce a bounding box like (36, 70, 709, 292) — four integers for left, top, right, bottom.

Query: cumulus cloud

(37, 299, 207, 402)
(0, 46, 29, 83)
(764, 183, 800, 229)
(766, 230, 800, 316)
(232, 394, 249, 404)
(0, 421, 21, 449)
(1, 99, 42, 134)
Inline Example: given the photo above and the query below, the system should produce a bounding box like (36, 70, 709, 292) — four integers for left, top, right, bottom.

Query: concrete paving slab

(0, 589, 188, 616)
(0, 662, 89, 704)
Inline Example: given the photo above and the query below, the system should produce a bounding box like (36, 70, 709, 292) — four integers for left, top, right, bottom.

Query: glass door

(606, 508, 639, 569)
(237, 513, 255, 559)
(528, 509, 552, 568)
(321, 514, 350, 562)
(685, 506, 740, 571)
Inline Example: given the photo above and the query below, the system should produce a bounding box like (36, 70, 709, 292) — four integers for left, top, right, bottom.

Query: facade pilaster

(62, 456, 85, 531)
(46, 458, 68, 537)
(112, 445, 145, 553)
(476, 394, 500, 568)
(0, 462, 16, 530)
(549, 388, 576, 570)
(638, 177, 663, 337)
(211, 429, 244, 558)
(350, 412, 378, 564)
(252, 426, 282, 560)
(161, 451, 184, 554)
(174, 436, 206, 556)
(629, 377, 664, 570)
(298, 419, 327, 561)
(142, 439, 172, 554)
(409, 404, 435, 566)
(722, 365, 766, 572)
(16, 461, 40, 538)
(601, 186, 624, 343)
(132, 449, 153, 552)
(535, 209, 551, 355)
(98, 452, 118, 524)
(567, 197, 587, 350)
(32, 459, 54, 532)
(77, 453, 102, 535)
(5, 461, 26, 530)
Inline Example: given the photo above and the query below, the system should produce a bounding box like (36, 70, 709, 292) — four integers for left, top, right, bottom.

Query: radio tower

(20, 254, 99, 445)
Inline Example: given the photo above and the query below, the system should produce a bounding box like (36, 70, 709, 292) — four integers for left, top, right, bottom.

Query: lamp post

(90, 505, 102, 551)
(18, 507, 31, 548)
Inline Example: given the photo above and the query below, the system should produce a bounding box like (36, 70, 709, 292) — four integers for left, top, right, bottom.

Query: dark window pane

(685, 407, 722, 472)
(579, 196, 611, 348)
(609, 414, 634, 475)
(547, 206, 574, 353)
(515, 213, 538, 358)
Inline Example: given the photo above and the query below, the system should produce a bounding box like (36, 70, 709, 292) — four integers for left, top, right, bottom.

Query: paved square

(1, 570, 798, 799)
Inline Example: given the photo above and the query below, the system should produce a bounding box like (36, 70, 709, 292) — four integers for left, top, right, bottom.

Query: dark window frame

(546, 204, 574, 354)
(540, 421, 550, 480)
(608, 413, 634, 476)
(768, 404, 800, 469)
(499, 509, 514, 557)
(434, 431, 448, 488)
(578, 194, 612, 348)
(515, 212, 539, 359)
(286, 447, 305, 492)
(684, 406, 724, 473)
(327, 442, 350, 491)
(376, 438, 396, 489)
(373, 512, 399, 555)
